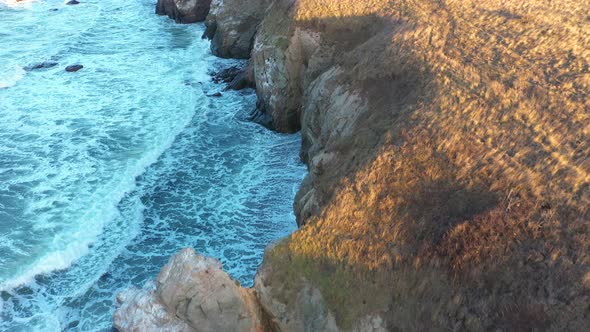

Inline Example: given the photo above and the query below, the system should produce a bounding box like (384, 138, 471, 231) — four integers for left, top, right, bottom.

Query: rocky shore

(115, 0, 590, 330)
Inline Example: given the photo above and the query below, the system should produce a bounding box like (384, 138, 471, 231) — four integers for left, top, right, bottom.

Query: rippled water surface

(0, 0, 305, 330)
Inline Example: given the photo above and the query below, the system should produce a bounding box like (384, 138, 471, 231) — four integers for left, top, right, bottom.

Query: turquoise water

(0, 0, 305, 330)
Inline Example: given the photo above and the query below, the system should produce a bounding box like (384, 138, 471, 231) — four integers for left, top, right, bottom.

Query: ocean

(0, 0, 305, 330)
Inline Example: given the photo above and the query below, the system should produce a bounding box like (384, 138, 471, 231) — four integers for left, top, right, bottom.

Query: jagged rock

(203, 0, 272, 59)
(113, 248, 265, 332)
(252, 3, 325, 133)
(254, 264, 339, 332)
(227, 64, 255, 90)
(113, 282, 193, 332)
(211, 66, 243, 84)
(156, 0, 212, 23)
(249, 106, 274, 130)
(65, 64, 83, 72)
(211, 64, 255, 90)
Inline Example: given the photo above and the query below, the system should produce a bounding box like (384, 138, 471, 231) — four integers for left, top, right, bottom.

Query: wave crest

(0, 65, 25, 89)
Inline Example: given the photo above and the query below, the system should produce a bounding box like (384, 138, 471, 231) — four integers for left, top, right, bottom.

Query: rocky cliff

(156, 0, 212, 23)
(203, 0, 273, 59)
(116, 0, 590, 330)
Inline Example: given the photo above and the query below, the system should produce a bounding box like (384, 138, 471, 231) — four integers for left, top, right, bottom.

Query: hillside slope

(252, 0, 590, 330)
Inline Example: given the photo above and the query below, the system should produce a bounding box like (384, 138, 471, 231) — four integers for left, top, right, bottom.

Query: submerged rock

(156, 0, 212, 24)
(65, 64, 83, 72)
(249, 107, 274, 130)
(24, 61, 58, 71)
(211, 65, 255, 91)
(211, 66, 243, 84)
(228, 64, 255, 90)
(66, 0, 80, 5)
(113, 249, 266, 332)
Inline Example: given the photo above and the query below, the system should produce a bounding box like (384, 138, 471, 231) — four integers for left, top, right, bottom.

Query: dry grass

(261, 0, 590, 330)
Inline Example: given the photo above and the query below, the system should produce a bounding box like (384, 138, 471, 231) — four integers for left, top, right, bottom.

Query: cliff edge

(116, 0, 590, 330)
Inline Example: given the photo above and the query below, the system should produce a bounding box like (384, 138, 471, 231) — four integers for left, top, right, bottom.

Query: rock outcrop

(203, 0, 272, 59)
(156, 0, 212, 23)
(114, 249, 266, 332)
(254, 261, 340, 332)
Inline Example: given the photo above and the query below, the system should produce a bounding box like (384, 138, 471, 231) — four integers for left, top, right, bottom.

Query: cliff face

(203, 0, 273, 59)
(116, 0, 590, 330)
(256, 1, 590, 330)
(156, 0, 212, 23)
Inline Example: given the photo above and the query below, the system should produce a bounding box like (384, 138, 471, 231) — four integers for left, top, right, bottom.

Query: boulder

(65, 64, 83, 72)
(113, 249, 266, 332)
(156, 0, 212, 24)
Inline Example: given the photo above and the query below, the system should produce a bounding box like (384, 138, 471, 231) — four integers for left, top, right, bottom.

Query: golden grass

(262, 0, 590, 330)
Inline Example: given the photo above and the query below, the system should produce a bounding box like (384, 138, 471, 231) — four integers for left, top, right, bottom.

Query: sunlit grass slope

(262, 0, 590, 330)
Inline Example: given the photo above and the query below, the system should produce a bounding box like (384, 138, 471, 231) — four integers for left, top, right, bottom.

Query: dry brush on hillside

(258, 0, 590, 330)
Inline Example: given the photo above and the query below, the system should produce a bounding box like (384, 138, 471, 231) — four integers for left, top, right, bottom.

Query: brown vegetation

(259, 0, 590, 330)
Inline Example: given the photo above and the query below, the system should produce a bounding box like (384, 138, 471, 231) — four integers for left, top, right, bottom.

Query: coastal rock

(156, 0, 212, 23)
(252, 1, 326, 133)
(226, 63, 255, 90)
(254, 264, 339, 332)
(249, 107, 274, 129)
(204, 0, 272, 59)
(65, 64, 83, 72)
(113, 283, 193, 332)
(211, 65, 243, 84)
(24, 61, 58, 71)
(113, 248, 265, 332)
(211, 64, 255, 90)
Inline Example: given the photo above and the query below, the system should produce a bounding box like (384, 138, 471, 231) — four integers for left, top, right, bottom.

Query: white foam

(0, 0, 209, 291)
(0, 65, 25, 89)
(0, 0, 37, 9)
